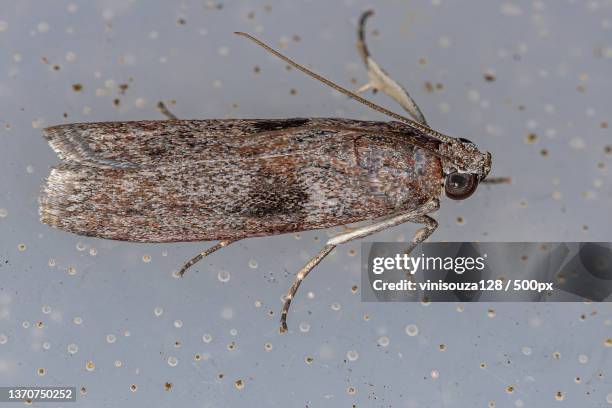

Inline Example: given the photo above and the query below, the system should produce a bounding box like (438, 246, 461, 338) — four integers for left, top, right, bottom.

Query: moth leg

(402, 215, 438, 256)
(356, 10, 428, 126)
(157, 101, 178, 120)
(326, 199, 439, 246)
(280, 198, 439, 332)
(178, 239, 237, 277)
(279, 244, 336, 333)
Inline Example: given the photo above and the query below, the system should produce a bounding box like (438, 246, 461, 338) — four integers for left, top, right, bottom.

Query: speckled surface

(0, 1, 611, 406)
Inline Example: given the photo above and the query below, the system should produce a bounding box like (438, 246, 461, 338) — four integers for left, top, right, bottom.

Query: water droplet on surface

(377, 336, 390, 347)
(405, 324, 419, 337)
(167, 356, 178, 367)
(346, 350, 359, 361)
(217, 270, 230, 282)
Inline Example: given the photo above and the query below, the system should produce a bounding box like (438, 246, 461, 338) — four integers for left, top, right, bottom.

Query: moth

(39, 10, 506, 332)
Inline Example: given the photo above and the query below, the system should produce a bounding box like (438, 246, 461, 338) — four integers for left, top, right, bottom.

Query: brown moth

(39, 11, 505, 332)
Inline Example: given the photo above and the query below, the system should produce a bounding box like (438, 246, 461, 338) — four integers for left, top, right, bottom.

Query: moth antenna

(481, 177, 512, 185)
(234, 31, 455, 145)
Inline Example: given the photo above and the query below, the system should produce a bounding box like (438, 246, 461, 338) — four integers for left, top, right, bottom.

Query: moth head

(441, 138, 492, 201)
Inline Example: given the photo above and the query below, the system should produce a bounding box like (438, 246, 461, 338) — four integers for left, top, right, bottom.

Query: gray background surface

(1, 0, 611, 406)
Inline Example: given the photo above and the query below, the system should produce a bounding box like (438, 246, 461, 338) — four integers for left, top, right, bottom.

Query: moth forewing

(40, 119, 443, 243)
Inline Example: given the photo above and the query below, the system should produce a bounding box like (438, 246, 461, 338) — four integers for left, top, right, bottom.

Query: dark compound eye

(445, 172, 479, 200)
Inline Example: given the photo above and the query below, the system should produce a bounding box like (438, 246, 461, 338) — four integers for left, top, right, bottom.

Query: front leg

(356, 10, 428, 126)
(280, 198, 440, 332)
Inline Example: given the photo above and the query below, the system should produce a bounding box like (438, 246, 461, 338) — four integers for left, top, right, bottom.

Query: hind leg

(157, 101, 178, 120)
(280, 199, 439, 332)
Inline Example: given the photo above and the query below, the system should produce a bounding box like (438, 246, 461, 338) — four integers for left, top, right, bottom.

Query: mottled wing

(43, 118, 399, 168)
(40, 118, 443, 242)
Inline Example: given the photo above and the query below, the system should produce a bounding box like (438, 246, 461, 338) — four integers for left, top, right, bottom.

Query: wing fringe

(43, 124, 138, 169)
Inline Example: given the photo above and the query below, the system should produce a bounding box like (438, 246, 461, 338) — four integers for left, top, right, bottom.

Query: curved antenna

(234, 31, 455, 145)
